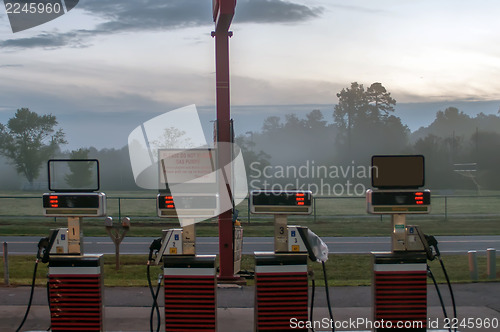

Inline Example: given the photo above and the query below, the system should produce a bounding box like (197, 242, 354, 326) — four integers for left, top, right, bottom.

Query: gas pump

(367, 155, 456, 332)
(41, 159, 106, 332)
(250, 189, 329, 332)
(148, 192, 218, 332)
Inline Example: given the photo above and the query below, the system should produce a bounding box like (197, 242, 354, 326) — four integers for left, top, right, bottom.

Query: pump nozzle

(37, 237, 50, 262)
(148, 238, 162, 262)
(425, 235, 440, 257)
(296, 227, 329, 263)
(415, 227, 436, 261)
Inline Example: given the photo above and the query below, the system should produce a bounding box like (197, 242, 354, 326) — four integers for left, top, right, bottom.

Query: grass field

(1, 190, 500, 237)
(1, 254, 498, 287)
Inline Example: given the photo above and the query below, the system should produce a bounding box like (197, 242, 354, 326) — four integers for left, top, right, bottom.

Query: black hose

(147, 237, 164, 332)
(428, 266, 451, 332)
(153, 274, 163, 331)
(439, 257, 457, 332)
(310, 274, 316, 332)
(16, 259, 39, 332)
(322, 261, 335, 332)
(46, 280, 51, 331)
(147, 262, 161, 332)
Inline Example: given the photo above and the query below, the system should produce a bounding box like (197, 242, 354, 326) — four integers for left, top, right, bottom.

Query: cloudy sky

(0, 0, 499, 149)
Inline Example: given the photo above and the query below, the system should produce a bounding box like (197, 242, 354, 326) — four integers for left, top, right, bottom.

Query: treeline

(410, 107, 500, 189)
(0, 146, 136, 191)
(1, 83, 500, 193)
(0, 108, 136, 192)
(239, 82, 500, 192)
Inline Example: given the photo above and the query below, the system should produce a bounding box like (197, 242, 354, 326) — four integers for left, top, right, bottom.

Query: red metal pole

(215, 30, 235, 281)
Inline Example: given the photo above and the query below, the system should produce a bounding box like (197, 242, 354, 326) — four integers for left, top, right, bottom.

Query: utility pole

(212, 0, 237, 281)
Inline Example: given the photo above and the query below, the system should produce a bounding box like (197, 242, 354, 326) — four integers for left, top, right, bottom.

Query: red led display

(49, 195, 59, 208)
(164, 196, 175, 209)
(415, 192, 424, 205)
(295, 193, 305, 205)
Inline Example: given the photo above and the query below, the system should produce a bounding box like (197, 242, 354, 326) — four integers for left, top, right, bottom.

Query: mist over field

(1, 87, 499, 194)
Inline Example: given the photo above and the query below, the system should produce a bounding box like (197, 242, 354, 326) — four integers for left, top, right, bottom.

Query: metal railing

(1, 194, 499, 223)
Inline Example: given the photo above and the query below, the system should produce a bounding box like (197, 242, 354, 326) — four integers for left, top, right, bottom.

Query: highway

(1, 235, 499, 255)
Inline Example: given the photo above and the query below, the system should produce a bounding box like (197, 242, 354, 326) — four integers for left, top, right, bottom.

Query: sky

(0, 0, 499, 150)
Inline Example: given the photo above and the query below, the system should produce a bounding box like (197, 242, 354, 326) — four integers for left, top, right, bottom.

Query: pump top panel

(157, 193, 219, 218)
(250, 190, 312, 215)
(366, 189, 431, 214)
(371, 155, 424, 189)
(43, 192, 107, 217)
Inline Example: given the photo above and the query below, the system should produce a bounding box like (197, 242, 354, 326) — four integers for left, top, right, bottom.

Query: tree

(252, 110, 334, 167)
(65, 148, 93, 189)
(150, 126, 193, 150)
(262, 116, 282, 133)
(283, 113, 302, 130)
(366, 82, 396, 120)
(334, 82, 396, 131)
(235, 134, 271, 180)
(0, 108, 66, 186)
(333, 82, 407, 161)
(412, 134, 454, 188)
(333, 82, 367, 137)
(302, 109, 327, 130)
(411, 107, 474, 143)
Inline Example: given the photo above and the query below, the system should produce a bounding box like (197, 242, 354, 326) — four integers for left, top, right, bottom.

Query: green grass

(1, 254, 498, 287)
(313, 254, 500, 286)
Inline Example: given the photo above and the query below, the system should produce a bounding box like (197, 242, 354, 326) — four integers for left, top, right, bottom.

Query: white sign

(159, 149, 216, 184)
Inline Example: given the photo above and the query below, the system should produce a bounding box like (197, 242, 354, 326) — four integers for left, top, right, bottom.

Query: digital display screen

(371, 155, 425, 189)
(157, 194, 218, 210)
(158, 195, 175, 210)
(371, 191, 431, 206)
(251, 191, 312, 207)
(48, 159, 100, 192)
(43, 194, 100, 209)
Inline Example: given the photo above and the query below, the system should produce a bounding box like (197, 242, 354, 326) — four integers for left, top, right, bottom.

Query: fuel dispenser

(367, 155, 456, 331)
(40, 159, 106, 332)
(148, 192, 218, 332)
(250, 189, 329, 332)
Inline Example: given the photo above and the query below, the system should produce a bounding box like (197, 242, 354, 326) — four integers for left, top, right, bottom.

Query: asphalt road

(1, 235, 499, 255)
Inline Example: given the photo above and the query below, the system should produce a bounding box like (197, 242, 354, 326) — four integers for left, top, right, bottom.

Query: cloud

(79, 0, 212, 33)
(0, 31, 90, 49)
(79, 0, 322, 31)
(235, 0, 323, 23)
(0, 64, 23, 68)
(0, 0, 323, 49)
(329, 4, 388, 15)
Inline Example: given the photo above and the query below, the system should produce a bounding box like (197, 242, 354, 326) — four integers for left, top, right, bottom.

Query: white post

(487, 248, 496, 280)
(3, 242, 9, 286)
(468, 250, 478, 281)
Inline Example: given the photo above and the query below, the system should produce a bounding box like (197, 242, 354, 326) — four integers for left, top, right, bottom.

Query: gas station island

(6, 0, 491, 331)
(9, 154, 468, 332)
